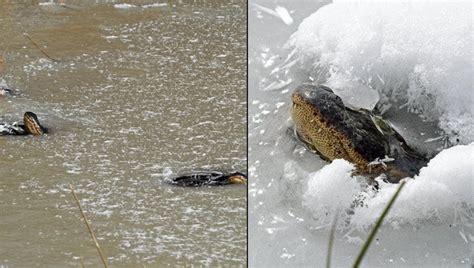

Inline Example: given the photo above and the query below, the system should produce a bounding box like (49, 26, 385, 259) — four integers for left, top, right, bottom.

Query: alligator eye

(319, 86, 334, 93)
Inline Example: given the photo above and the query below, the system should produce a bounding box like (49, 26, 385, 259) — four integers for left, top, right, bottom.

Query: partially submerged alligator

(291, 84, 428, 183)
(0, 112, 47, 136)
(168, 171, 247, 187)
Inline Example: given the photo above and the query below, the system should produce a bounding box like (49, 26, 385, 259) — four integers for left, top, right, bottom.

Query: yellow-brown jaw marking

(23, 112, 45, 135)
(292, 93, 371, 172)
(228, 175, 247, 185)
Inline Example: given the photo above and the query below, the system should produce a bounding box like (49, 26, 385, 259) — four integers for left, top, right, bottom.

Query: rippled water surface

(0, 0, 246, 266)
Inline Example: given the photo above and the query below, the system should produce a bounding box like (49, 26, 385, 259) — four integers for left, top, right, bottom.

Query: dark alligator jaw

(169, 171, 247, 187)
(23, 112, 47, 135)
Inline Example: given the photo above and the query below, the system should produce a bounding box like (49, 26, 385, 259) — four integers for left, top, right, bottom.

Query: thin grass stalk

(352, 179, 407, 268)
(326, 211, 339, 268)
(24, 33, 59, 62)
(70, 183, 109, 268)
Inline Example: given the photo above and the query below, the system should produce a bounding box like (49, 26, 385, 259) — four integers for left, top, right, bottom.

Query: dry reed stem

(24, 33, 59, 62)
(70, 183, 109, 268)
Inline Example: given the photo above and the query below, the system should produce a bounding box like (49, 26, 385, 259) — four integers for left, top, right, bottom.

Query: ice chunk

(324, 73, 380, 110)
(114, 3, 137, 9)
(252, 4, 293, 25)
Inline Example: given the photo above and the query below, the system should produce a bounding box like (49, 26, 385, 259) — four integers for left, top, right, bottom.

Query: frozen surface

(249, 1, 473, 267)
(287, 2, 473, 143)
(304, 144, 474, 230)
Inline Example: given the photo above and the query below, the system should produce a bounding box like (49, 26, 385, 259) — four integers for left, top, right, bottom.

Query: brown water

(0, 0, 246, 266)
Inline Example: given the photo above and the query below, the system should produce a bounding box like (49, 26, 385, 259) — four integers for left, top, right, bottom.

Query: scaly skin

(0, 112, 47, 136)
(23, 112, 46, 135)
(291, 84, 428, 182)
(168, 171, 247, 187)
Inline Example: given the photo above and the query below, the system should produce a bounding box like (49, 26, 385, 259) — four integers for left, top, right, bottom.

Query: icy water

(249, 1, 472, 267)
(0, 0, 246, 266)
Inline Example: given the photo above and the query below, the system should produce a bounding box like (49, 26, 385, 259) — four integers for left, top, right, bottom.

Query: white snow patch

(354, 143, 474, 227)
(287, 2, 473, 143)
(303, 144, 474, 230)
(303, 159, 362, 225)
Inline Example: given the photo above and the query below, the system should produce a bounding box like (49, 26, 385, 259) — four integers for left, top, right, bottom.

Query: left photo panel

(0, 1, 247, 267)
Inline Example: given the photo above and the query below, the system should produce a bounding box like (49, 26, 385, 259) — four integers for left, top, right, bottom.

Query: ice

(142, 3, 168, 9)
(114, 3, 137, 9)
(287, 2, 473, 142)
(252, 4, 294, 25)
(38, 2, 56, 6)
(303, 144, 473, 230)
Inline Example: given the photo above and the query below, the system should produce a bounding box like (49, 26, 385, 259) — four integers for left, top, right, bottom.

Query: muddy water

(0, 1, 246, 266)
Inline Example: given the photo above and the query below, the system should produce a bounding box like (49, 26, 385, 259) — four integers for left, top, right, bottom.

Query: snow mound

(303, 159, 362, 227)
(303, 143, 474, 230)
(287, 2, 473, 143)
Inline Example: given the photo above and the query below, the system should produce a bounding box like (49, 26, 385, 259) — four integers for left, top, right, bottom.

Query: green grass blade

(353, 180, 407, 267)
(326, 211, 339, 268)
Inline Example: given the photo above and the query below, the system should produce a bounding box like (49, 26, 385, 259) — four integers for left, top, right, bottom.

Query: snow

(362, 143, 474, 226)
(303, 159, 362, 226)
(287, 2, 473, 143)
(303, 143, 474, 230)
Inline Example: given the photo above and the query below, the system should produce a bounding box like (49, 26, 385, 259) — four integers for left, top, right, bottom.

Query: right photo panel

(249, 1, 473, 267)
